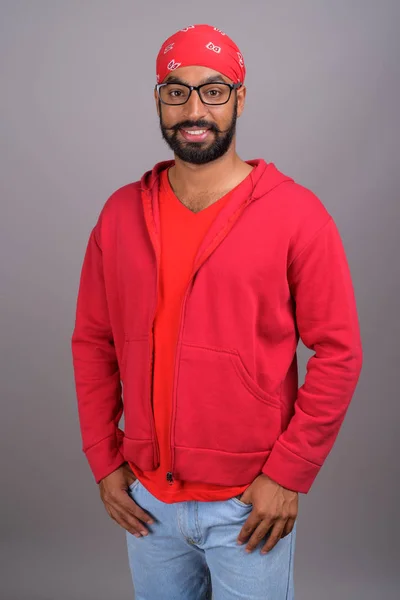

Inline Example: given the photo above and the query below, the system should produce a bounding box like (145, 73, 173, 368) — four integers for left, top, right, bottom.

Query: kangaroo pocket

(120, 336, 154, 441)
(174, 343, 281, 453)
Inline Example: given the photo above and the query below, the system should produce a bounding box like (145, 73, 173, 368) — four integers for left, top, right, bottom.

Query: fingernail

(140, 530, 148, 536)
(237, 540, 243, 545)
(245, 548, 252, 553)
(134, 533, 141, 538)
(147, 520, 154, 525)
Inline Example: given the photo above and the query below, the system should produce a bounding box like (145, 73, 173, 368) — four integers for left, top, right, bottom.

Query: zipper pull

(166, 471, 174, 484)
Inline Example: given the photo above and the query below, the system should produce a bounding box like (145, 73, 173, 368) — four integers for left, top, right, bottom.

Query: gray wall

(1, 1, 399, 599)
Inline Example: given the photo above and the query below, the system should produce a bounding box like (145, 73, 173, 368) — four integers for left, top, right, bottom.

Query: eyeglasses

(155, 81, 242, 106)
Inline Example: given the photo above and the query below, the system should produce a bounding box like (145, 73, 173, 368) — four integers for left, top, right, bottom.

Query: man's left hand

(236, 474, 298, 554)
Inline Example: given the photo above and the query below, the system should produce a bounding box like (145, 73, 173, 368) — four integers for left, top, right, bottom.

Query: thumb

(239, 485, 252, 505)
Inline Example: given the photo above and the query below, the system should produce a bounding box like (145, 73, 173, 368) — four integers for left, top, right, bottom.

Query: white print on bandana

(206, 42, 221, 53)
(181, 25, 195, 32)
(213, 27, 226, 35)
(237, 52, 244, 67)
(163, 43, 174, 54)
(156, 73, 160, 82)
(167, 59, 181, 71)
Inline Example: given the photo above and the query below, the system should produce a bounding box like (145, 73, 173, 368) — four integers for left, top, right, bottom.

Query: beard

(159, 99, 238, 165)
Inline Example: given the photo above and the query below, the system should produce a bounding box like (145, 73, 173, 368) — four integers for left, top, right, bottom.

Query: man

(71, 24, 363, 600)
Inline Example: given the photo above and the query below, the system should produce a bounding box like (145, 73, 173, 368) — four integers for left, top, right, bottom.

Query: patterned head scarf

(156, 24, 246, 85)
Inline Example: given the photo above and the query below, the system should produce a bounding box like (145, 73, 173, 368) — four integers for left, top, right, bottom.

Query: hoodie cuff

(84, 431, 125, 484)
(261, 440, 321, 494)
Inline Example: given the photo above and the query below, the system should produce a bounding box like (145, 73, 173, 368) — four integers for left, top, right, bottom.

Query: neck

(169, 146, 249, 194)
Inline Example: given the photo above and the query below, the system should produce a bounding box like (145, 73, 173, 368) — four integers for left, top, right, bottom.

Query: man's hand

(237, 474, 298, 554)
(99, 462, 154, 538)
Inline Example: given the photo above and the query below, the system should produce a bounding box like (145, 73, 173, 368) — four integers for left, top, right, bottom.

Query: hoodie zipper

(142, 190, 161, 468)
(148, 323, 159, 466)
(167, 197, 254, 485)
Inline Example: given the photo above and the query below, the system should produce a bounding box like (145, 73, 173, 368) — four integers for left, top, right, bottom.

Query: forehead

(163, 65, 232, 85)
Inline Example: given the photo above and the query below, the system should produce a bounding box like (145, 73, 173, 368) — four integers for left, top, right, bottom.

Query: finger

(261, 520, 285, 554)
(245, 521, 272, 553)
(282, 517, 296, 538)
(117, 502, 153, 534)
(237, 510, 265, 545)
(103, 491, 154, 533)
(115, 512, 147, 537)
(115, 490, 155, 526)
(127, 500, 155, 526)
(105, 503, 148, 537)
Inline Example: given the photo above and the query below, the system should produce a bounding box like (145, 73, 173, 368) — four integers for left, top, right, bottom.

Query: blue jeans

(125, 479, 296, 599)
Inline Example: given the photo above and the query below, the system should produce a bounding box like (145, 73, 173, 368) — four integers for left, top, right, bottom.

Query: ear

(237, 85, 246, 118)
(154, 88, 161, 116)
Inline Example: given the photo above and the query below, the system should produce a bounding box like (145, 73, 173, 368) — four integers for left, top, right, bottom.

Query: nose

(182, 89, 208, 121)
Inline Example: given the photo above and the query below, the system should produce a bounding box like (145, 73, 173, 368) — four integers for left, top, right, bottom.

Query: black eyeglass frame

(155, 81, 243, 106)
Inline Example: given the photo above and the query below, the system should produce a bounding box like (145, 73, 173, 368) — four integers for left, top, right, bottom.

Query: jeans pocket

(128, 478, 140, 492)
(230, 495, 253, 508)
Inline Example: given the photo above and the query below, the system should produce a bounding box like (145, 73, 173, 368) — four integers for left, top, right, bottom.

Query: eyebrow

(163, 74, 228, 85)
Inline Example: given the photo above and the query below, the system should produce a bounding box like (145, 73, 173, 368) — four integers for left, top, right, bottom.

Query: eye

(206, 88, 221, 97)
(200, 84, 229, 103)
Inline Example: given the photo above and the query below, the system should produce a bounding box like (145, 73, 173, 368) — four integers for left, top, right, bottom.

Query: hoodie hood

(140, 159, 294, 268)
(140, 158, 293, 203)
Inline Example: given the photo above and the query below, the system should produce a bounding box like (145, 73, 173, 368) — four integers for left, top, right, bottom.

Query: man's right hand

(99, 462, 154, 537)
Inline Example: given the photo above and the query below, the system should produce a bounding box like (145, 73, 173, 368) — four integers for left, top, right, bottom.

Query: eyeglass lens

(160, 83, 231, 105)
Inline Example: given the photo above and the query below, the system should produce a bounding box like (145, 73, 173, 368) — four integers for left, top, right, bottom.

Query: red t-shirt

(129, 168, 248, 502)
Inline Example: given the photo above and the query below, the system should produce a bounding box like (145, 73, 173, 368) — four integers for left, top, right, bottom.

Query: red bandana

(155, 24, 246, 85)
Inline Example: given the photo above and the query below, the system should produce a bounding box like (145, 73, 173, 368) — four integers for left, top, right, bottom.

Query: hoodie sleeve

(262, 217, 363, 493)
(71, 223, 125, 484)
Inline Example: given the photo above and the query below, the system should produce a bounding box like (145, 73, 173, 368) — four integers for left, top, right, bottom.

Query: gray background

(1, 1, 399, 599)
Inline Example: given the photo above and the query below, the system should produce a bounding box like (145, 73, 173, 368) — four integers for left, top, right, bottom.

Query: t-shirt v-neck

(128, 167, 249, 502)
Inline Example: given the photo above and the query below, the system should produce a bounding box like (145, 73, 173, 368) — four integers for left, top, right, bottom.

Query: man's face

(155, 66, 245, 165)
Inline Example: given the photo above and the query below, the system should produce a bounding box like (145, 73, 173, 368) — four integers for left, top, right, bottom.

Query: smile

(179, 128, 211, 142)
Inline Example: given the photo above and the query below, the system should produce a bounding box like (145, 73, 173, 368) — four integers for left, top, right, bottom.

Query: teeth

(183, 129, 207, 135)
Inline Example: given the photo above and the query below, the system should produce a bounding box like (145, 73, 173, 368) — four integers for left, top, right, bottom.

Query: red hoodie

(71, 158, 363, 494)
